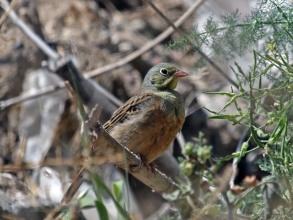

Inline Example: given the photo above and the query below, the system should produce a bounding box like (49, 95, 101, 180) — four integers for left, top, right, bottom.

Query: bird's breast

(109, 94, 185, 164)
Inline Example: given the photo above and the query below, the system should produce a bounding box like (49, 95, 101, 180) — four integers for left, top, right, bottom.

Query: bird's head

(142, 63, 188, 91)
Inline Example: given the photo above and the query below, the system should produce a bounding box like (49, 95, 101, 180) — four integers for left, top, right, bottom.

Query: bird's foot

(148, 162, 157, 174)
(138, 154, 157, 174)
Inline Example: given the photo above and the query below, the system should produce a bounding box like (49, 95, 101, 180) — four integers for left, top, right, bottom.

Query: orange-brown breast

(104, 92, 185, 164)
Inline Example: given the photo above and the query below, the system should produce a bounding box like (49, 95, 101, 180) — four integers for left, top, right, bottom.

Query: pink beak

(173, 70, 188, 78)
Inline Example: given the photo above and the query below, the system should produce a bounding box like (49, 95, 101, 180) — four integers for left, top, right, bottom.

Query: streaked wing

(103, 92, 154, 133)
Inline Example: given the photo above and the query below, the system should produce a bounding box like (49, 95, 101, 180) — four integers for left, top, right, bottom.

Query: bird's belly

(109, 110, 184, 164)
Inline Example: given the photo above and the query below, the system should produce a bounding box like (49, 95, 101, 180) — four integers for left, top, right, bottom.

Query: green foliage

(78, 188, 96, 209)
(213, 48, 293, 177)
(180, 132, 213, 177)
(202, 47, 293, 219)
(113, 181, 129, 220)
(95, 201, 110, 220)
(167, 0, 293, 68)
(92, 173, 131, 220)
(178, 133, 226, 218)
(76, 174, 131, 220)
(166, 0, 293, 219)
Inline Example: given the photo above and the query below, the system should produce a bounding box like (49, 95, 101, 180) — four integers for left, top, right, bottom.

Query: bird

(103, 63, 188, 170)
(61, 63, 188, 204)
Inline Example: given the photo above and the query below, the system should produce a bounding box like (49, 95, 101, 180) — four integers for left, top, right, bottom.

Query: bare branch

(87, 122, 181, 193)
(0, 0, 17, 26)
(0, 82, 65, 110)
(84, 0, 205, 78)
(61, 168, 84, 205)
(0, 157, 120, 173)
(87, 105, 102, 128)
(86, 106, 180, 194)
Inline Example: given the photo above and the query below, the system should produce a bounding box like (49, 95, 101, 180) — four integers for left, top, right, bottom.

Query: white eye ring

(160, 68, 168, 75)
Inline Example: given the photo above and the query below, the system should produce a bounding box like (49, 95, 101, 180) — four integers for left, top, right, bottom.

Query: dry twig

(0, 82, 65, 110)
(193, 166, 233, 219)
(84, 0, 206, 78)
(0, 0, 17, 26)
(0, 0, 59, 59)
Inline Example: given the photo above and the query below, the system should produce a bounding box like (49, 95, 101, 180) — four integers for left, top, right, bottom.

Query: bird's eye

(160, 68, 168, 75)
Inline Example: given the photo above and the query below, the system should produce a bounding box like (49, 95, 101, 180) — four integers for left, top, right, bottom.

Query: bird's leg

(138, 154, 148, 167)
(149, 162, 157, 174)
(138, 154, 157, 174)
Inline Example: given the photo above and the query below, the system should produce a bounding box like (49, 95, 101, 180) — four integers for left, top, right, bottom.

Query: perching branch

(62, 105, 183, 204)
(88, 108, 181, 194)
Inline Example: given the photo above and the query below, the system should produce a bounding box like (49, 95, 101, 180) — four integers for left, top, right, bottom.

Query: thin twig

(43, 204, 63, 220)
(0, 0, 59, 60)
(0, 0, 17, 26)
(84, 0, 205, 78)
(86, 104, 102, 130)
(193, 166, 233, 219)
(143, 0, 239, 89)
(222, 191, 234, 220)
(0, 82, 65, 110)
(15, 133, 27, 165)
(184, 90, 202, 117)
(64, 80, 88, 120)
(61, 167, 84, 204)
(64, 81, 78, 105)
(0, 158, 91, 172)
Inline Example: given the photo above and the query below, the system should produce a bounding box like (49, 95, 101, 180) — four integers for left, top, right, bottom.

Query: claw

(137, 154, 157, 176)
(149, 162, 157, 175)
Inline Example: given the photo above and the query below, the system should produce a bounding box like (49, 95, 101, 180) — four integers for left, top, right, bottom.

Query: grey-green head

(142, 63, 188, 91)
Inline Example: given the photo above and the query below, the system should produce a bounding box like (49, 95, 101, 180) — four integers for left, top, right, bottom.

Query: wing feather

(103, 92, 154, 132)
